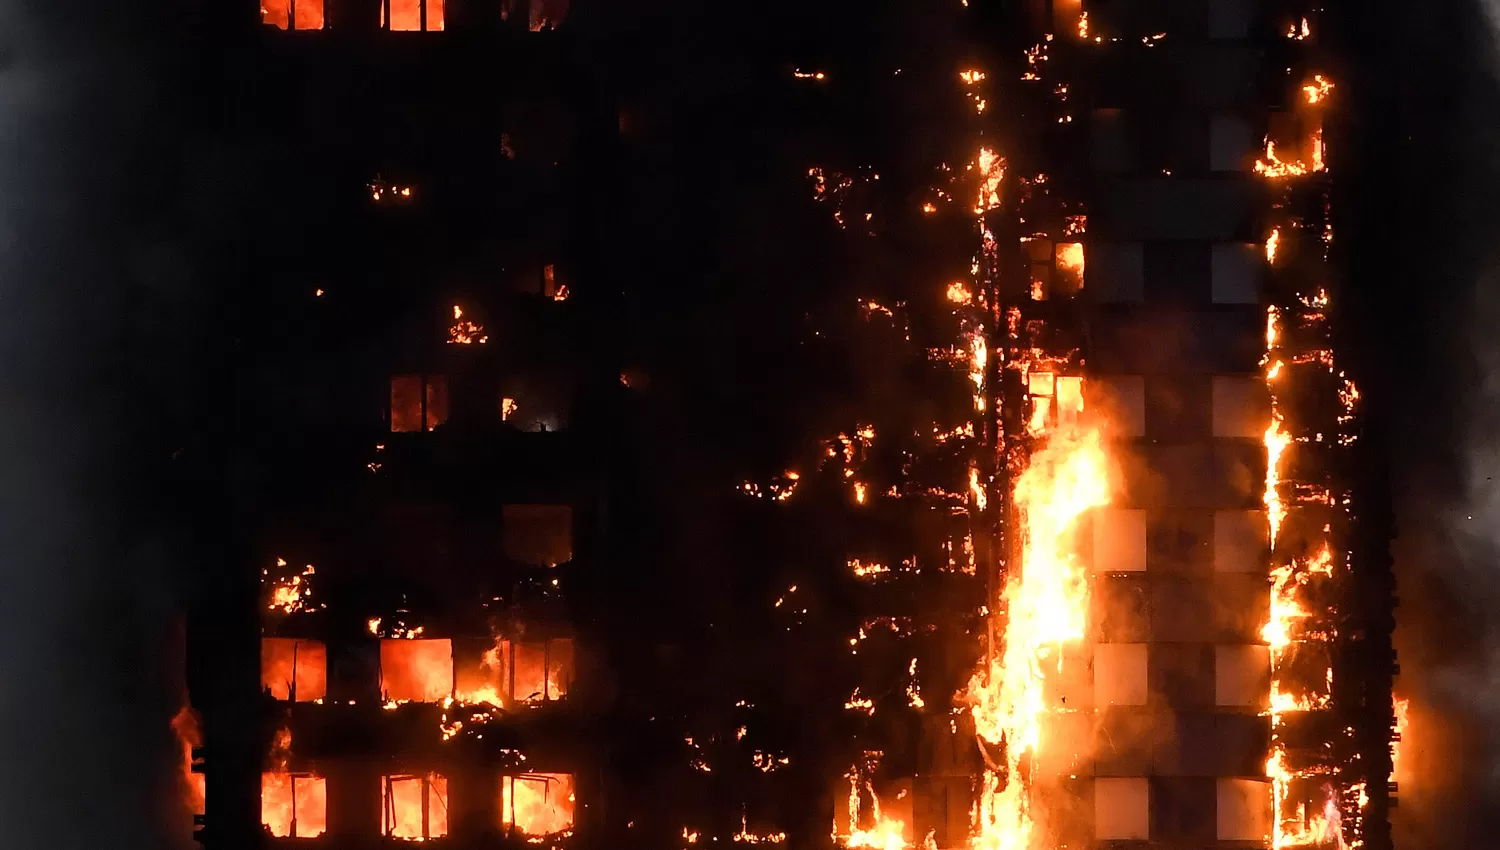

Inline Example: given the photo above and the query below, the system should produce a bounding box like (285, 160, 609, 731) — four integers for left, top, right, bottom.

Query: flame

(266, 560, 319, 614)
(502, 774, 576, 836)
(1302, 74, 1334, 104)
(1055, 242, 1084, 276)
(262, 729, 326, 838)
(839, 773, 909, 850)
(383, 774, 449, 840)
(171, 705, 205, 816)
(967, 410, 1110, 850)
(380, 639, 454, 704)
(1266, 228, 1281, 265)
(794, 70, 828, 81)
(1392, 696, 1410, 781)
(948, 282, 974, 305)
(449, 305, 489, 344)
(975, 148, 1005, 213)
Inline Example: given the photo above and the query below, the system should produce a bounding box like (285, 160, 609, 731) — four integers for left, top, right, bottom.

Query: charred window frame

(262, 773, 327, 838)
(381, 0, 445, 31)
(1022, 236, 1086, 300)
(381, 773, 449, 840)
(502, 637, 575, 703)
(390, 374, 449, 433)
(499, 772, 576, 836)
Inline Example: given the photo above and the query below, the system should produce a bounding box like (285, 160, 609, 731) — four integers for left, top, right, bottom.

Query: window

(1020, 237, 1085, 301)
(390, 375, 448, 432)
(380, 639, 454, 703)
(1093, 509, 1147, 573)
(500, 773, 576, 836)
(504, 504, 574, 567)
(1214, 510, 1268, 573)
(1090, 108, 1133, 173)
(1094, 644, 1147, 707)
(1216, 778, 1271, 841)
(1208, 0, 1253, 40)
(383, 774, 449, 840)
(262, 0, 324, 30)
(1215, 644, 1270, 707)
(1087, 375, 1146, 437)
(382, 0, 445, 30)
(1212, 376, 1269, 438)
(1211, 242, 1262, 304)
(262, 773, 327, 838)
(502, 0, 570, 30)
(1209, 115, 1255, 172)
(455, 638, 573, 707)
(1094, 777, 1149, 840)
(1025, 372, 1084, 433)
(1085, 242, 1144, 303)
(261, 638, 327, 702)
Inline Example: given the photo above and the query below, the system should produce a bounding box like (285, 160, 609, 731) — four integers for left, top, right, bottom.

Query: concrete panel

(1210, 115, 1256, 172)
(1095, 178, 1257, 241)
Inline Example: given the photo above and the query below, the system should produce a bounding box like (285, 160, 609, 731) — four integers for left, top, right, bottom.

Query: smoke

(0, 3, 203, 847)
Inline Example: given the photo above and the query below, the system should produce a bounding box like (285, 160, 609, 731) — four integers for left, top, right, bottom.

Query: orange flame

(502, 774, 576, 836)
(967, 411, 1110, 850)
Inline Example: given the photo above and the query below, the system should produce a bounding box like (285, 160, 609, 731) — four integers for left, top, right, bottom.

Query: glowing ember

(975, 148, 1005, 213)
(265, 558, 321, 614)
(501, 773, 576, 837)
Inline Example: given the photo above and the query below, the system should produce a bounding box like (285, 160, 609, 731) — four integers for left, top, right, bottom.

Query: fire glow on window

(382, 774, 449, 840)
(262, 773, 327, 838)
(391, 375, 448, 432)
(455, 638, 575, 707)
(261, 638, 327, 702)
(500, 773, 575, 836)
(262, 0, 324, 30)
(382, 0, 445, 31)
(381, 639, 455, 703)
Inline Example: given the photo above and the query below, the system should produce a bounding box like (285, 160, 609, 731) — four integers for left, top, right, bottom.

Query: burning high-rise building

(175, 1, 1399, 849)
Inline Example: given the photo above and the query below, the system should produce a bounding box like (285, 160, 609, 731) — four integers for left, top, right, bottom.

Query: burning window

(1216, 778, 1272, 840)
(382, 0, 445, 31)
(1092, 508, 1146, 573)
(503, 504, 573, 567)
(1094, 778, 1149, 840)
(457, 638, 573, 706)
(382, 773, 449, 840)
(262, 0, 324, 30)
(514, 638, 573, 702)
(261, 638, 327, 702)
(1054, 242, 1085, 295)
(1025, 372, 1084, 433)
(1093, 643, 1147, 706)
(390, 375, 448, 432)
(380, 639, 454, 703)
(262, 773, 327, 838)
(500, 773, 575, 836)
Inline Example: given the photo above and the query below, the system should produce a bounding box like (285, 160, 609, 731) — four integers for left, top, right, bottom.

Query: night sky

(0, 0, 1494, 846)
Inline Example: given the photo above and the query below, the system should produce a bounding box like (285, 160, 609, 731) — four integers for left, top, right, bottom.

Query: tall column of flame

(966, 416, 1109, 850)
